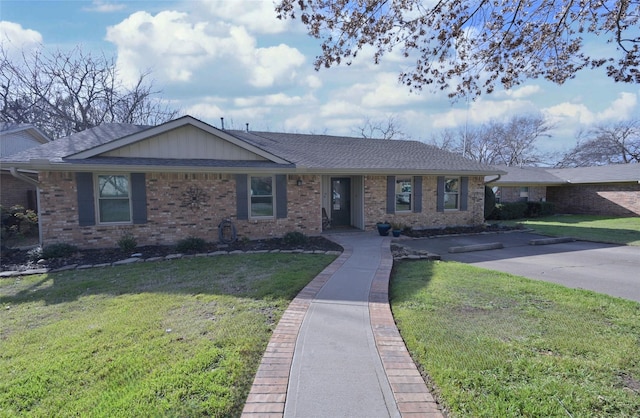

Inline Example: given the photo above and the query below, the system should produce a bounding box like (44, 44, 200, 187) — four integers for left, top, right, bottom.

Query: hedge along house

(0, 115, 504, 249)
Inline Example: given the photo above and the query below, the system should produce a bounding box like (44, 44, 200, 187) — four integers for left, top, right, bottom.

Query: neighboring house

(0, 123, 51, 209)
(487, 164, 640, 216)
(1, 115, 503, 249)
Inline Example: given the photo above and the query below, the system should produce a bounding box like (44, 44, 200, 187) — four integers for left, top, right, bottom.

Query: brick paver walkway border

(241, 235, 443, 417)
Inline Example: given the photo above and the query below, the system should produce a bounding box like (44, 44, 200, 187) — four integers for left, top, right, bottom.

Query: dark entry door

(331, 178, 351, 227)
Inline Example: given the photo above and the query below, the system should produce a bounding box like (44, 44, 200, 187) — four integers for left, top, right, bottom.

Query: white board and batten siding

(101, 125, 267, 161)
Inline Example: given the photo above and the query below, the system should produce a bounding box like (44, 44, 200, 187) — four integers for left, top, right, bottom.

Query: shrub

(175, 237, 207, 253)
(283, 231, 308, 246)
(1, 205, 38, 238)
(490, 201, 528, 220)
(41, 243, 78, 259)
(484, 186, 496, 219)
(117, 233, 138, 253)
(525, 201, 555, 218)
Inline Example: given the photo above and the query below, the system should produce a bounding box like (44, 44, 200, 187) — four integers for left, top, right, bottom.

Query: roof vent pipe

(246, 123, 249, 132)
(220, 117, 225, 130)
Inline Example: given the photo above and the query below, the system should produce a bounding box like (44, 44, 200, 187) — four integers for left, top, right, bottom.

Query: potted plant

(376, 221, 391, 236)
(390, 223, 403, 237)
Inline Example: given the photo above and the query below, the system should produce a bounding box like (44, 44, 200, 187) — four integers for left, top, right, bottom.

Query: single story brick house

(1, 115, 504, 249)
(487, 164, 640, 216)
(1, 123, 51, 210)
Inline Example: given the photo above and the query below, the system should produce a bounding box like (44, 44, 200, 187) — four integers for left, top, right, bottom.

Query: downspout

(9, 167, 43, 246)
(484, 174, 501, 185)
(9, 167, 40, 187)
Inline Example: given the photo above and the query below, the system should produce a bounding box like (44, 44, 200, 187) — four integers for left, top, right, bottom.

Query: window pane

(444, 193, 459, 210)
(99, 175, 129, 197)
(445, 178, 458, 193)
(99, 199, 131, 222)
(251, 196, 273, 217)
(395, 178, 412, 211)
(251, 177, 272, 196)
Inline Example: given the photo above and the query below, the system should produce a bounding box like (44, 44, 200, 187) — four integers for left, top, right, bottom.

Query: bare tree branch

(557, 120, 640, 166)
(0, 45, 179, 139)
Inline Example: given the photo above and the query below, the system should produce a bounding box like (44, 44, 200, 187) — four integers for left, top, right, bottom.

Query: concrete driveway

(397, 231, 640, 302)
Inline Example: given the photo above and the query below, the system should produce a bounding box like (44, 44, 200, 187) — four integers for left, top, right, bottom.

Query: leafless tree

(430, 114, 554, 165)
(275, 0, 639, 99)
(556, 120, 640, 166)
(1, 46, 179, 139)
(353, 115, 407, 139)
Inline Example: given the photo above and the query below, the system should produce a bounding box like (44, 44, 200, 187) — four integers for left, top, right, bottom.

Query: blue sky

(2, 0, 639, 162)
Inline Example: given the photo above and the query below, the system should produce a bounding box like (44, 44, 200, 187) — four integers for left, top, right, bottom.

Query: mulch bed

(1, 236, 344, 273)
(403, 223, 524, 238)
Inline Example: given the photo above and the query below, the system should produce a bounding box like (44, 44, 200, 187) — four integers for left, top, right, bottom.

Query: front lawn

(0, 254, 335, 417)
(391, 260, 640, 417)
(507, 215, 640, 245)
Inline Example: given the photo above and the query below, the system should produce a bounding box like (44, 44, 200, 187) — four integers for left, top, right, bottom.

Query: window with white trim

(444, 177, 460, 210)
(97, 174, 131, 223)
(395, 177, 412, 212)
(250, 175, 274, 217)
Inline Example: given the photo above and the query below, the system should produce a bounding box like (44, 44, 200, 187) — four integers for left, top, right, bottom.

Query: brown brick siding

(38, 171, 323, 249)
(547, 183, 640, 216)
(1, 172, 38, 209)
(39, 171, 487, 249)
(497, 186, 547, 203)
(363, 175, 485, 230)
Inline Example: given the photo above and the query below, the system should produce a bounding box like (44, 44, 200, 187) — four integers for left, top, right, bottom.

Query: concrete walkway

(242, 232, 442, 417)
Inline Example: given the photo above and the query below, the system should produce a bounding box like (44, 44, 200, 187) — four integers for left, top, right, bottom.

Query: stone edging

(370, 238, 444, 417)
(0, 249, 343, 278)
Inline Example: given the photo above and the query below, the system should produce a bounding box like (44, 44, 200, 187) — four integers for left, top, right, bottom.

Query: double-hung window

(250, 175, 274, 218)
(444, 177, 460, 210)
(395, 177, 412, 212)
(97, 174, 131, 223)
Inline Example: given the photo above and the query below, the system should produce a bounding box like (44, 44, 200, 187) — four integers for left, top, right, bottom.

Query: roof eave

(66, 116, 292, 165)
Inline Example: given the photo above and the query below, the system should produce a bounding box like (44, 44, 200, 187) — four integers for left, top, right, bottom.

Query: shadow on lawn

(0, 254, 330, 306)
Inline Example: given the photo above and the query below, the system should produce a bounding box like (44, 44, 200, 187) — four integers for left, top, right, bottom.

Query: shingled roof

(487, 164, 640, 185)
(226, 130, 501, 174)
(1, 115, 503, 175)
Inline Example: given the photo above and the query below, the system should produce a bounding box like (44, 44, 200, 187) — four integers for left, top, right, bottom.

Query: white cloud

(0, 21, 42, 55)
(83, 1, 126, 13)
(503, 85, 542, 99)
(106, 11, 222, 84)
(595, 92, 637, 121)
(246, 43, 306, 88)
(106, 9, 306, 89)
(199, 0, 291, 34)
(431, 98, 537, 129)
(304, 74, 322, 90)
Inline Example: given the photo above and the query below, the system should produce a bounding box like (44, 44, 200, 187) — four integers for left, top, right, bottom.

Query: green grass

(505, 215, 640, 245)
(0, 254, 335, 417)
(391, 260, 640, 417)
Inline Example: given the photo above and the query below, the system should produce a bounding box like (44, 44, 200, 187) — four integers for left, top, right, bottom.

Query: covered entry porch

(321, 175, 365, 231)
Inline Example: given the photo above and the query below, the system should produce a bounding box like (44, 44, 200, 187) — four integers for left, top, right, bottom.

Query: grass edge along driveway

(508, 215, 640, 246)
(0, 253, 336, 417)
(391, 260, 640, 417)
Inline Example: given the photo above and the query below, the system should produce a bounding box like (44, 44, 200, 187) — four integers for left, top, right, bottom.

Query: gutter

(9, 167, 40, 187)
(484, 174, 501, 185)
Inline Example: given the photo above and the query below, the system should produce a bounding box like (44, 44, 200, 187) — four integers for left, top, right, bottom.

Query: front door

(331, 177, 351, 227)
